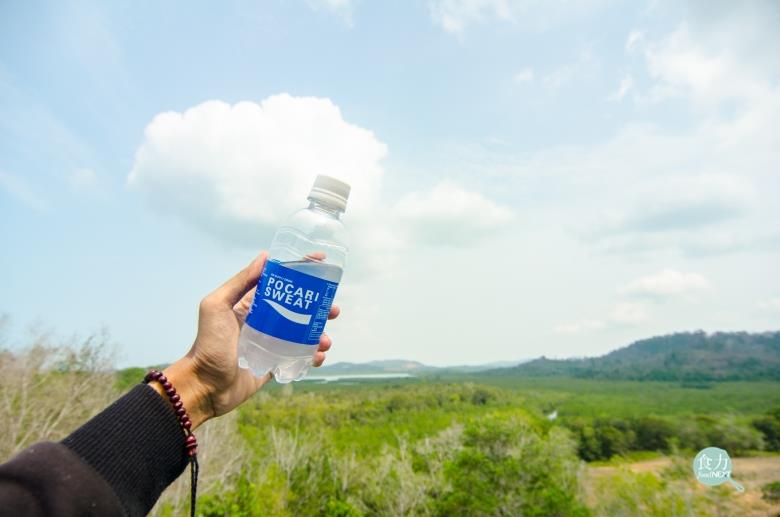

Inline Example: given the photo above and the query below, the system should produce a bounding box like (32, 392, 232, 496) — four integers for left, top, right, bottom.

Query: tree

(0, 328, 117, 460)
(435, 415, 589, 516)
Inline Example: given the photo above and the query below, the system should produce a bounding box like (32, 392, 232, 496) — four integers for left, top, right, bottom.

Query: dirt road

(586, 455, 780, 516)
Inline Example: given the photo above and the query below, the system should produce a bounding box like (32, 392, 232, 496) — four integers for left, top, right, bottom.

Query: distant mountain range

(488, 331, 780, 381)
(318, 331, 780, 381)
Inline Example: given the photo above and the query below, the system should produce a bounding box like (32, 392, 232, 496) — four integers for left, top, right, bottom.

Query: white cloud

(513, 67, 534, 84)
(116, 4, 779, 365)
(306, 0, 357, 26)
(0, 170, 47, 211)
(625, 29, 644, 53)
(429, 0, 513, 34)
(128, 95, 513, 274)
(128, 95, 387, 244)
(543, 48, 598, 89)
(498, 91, 771, 255)
(608, 74, 634, 101)
(643, 25, 770, 105)
(588, 173, 754, 238)
(620, 269, 710, 300)
(757, 298, 780, 313)
(633, 5, 780, 108)
(69, 168, 100, 195)
(429, 0, 606, 35)
(392, 181, 514, 246)
(440, 74, 778, 255)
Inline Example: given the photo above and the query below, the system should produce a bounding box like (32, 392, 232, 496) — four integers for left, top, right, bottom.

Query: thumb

(213, 252, 268, 307)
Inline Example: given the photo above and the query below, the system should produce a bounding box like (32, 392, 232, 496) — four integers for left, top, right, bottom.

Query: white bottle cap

(308, 175, 351, 212)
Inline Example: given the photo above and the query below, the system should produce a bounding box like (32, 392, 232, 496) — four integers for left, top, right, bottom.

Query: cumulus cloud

(593, 6, 780, 245)
(542, 47, 599, 89)
(589, 173, 754, 238)
(553, 268, 705, 332)
(643, 25, 772, 105)
(429, 0, 514, 34)
(513, 67, 534, 84)
(625, 29, 644, 53)
(608, 74, 634, 101)
(441, 75, 777, 256)
(128, 94, 513, 273)
(522, 103, 770, 256)
(392, 181, 514, 246)
(628, 3, 780, 108)
(619, 269, 710, 300)
(306, 0, 357, 26)
(428, 0, 604, 35)
(128, 94, 387, 243)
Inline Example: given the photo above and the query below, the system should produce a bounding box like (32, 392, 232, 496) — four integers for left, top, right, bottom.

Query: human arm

(0, 253, 338, 516)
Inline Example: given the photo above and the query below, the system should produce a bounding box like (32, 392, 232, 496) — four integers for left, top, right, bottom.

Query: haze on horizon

(1, 0, 778, 368)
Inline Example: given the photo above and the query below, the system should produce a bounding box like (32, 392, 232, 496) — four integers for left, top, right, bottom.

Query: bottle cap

(308, 175, 350, 212)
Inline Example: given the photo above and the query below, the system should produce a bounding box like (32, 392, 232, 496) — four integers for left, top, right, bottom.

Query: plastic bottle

(237, 175, 350, 383)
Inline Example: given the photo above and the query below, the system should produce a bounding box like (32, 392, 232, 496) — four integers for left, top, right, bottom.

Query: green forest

(3, 331, 780, 515)
(145, 375, 779, 516)
(489, 331, 780, 381)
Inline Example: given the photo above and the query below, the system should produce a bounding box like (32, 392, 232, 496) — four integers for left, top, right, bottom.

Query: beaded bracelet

(144, 369, 199, 517)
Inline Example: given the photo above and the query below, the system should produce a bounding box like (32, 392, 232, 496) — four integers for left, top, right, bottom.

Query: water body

(304, 373, 415, 383)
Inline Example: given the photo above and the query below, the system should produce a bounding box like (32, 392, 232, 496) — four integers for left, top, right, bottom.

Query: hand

(154, 253, 340, 429)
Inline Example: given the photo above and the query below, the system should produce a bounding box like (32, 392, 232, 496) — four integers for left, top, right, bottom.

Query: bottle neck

(308, 200, 343, 219)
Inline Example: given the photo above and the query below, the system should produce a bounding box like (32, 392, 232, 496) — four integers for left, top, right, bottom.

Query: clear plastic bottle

(237, 175, 350, 383)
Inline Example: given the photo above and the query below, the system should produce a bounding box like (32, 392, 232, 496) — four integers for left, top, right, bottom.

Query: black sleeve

(0, 442, 123, 516)
(0, 384, 189, 517)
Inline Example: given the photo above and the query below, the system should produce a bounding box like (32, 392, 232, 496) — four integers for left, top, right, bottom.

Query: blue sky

(1, 0, 779, 367)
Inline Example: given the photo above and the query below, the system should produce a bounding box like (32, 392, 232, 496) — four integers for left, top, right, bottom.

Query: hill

(490, 331, 780, 381)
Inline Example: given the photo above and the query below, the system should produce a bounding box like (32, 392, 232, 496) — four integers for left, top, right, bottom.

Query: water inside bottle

(237, 259, 343, 383)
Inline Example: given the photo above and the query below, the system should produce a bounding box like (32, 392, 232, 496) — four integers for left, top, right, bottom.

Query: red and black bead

(144, 369, 198, 456)
(185, 434, 198, 455)
(144, 369, 199, 517)
(144, 370, 163, 383)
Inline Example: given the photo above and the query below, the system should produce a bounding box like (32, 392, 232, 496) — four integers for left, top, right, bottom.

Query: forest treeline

(494, 331, 780, 381)
(3, 324, 779, 515)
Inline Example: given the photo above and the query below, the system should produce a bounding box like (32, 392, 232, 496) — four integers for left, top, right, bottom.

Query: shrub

(753, 407, 780, 451)
(633, 417, 675, 452)
(762, 481, 780, 503)
(0, 328, 117, 461)
(434, 415, 589, 516)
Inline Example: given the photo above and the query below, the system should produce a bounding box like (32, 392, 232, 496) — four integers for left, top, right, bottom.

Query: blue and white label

(245, 260, 338, 345)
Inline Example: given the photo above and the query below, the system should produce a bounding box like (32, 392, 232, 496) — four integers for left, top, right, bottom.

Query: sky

(1, 0, 779, 368)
